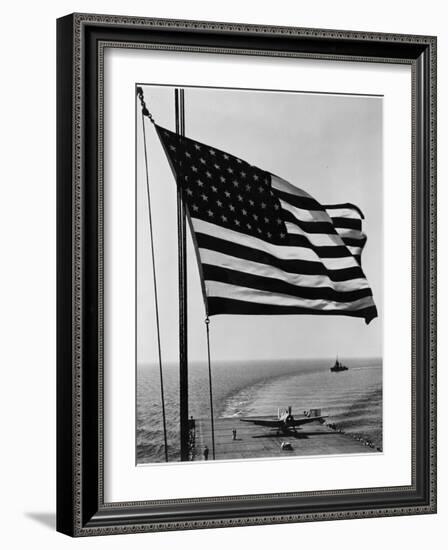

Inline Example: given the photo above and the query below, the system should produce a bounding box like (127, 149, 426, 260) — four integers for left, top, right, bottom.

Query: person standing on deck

(203, 446, 209, 460)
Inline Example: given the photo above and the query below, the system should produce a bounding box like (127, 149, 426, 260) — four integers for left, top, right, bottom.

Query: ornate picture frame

(57, 13, 436, 536)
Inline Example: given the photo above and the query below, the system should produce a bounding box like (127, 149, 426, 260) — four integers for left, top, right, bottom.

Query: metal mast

(175, 89, 189, 461)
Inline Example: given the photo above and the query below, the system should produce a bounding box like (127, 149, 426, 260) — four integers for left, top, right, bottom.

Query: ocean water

(137, 358, 382, 463)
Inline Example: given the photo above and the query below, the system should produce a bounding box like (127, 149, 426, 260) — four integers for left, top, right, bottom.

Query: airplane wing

(239, 417, 282, 428)
(292, 416, 326, 426)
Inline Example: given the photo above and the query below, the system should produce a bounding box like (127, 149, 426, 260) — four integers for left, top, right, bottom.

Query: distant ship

(330, 356, 349, 372)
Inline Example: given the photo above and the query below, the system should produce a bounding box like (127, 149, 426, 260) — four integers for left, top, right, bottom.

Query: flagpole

(175, 88, 189, 461)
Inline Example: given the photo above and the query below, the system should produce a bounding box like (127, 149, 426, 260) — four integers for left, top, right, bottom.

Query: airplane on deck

(239, 406, 326, 435)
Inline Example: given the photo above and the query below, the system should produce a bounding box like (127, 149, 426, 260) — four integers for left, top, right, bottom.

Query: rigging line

(205, 317, 216, 460)
(140, 106, 169, 463)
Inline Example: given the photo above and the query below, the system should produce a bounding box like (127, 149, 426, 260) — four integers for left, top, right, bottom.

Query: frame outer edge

(428, 36, 437, 513)
(72, 11, 435, 44)
(56, 13, 77, 537)
(59, 13, 437, 536)
(73, 12, 84, 537)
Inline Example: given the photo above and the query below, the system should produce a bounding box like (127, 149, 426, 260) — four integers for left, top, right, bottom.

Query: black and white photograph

(136, 84, 383, 465)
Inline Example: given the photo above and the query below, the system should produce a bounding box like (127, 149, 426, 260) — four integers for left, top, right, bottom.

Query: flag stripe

(281, 234, 353, 258)
(330, 217, 362, 230)
(195, 233, 365, 281)
(207, 297, 377, 321)
(205, 280, 375, 311)
(334, 227, 366, 240)
(284, 221, 356, 249)
(279, 199, 334, 224)
(281, 208, 339, 235)
(199, 248, 370, 291)
(275, 189, 325, 212)
(324, 207, 364, 220)
(341, 235, 367, 247)
(323, 203, 365, 219)
(193, 219, 362, 271)
(202, 264, 373, 302)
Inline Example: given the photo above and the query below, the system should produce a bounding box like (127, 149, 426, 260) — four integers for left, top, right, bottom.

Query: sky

(136, 85, 383, 366)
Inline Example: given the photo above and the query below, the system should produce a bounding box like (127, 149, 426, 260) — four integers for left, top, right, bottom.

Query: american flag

(156, 125, 377, 324)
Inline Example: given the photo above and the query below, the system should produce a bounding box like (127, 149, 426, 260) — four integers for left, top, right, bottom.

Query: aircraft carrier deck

(191, 416, 379, 461)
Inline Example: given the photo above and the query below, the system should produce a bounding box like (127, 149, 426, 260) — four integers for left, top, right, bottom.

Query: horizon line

(138, 356, 383, 368)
